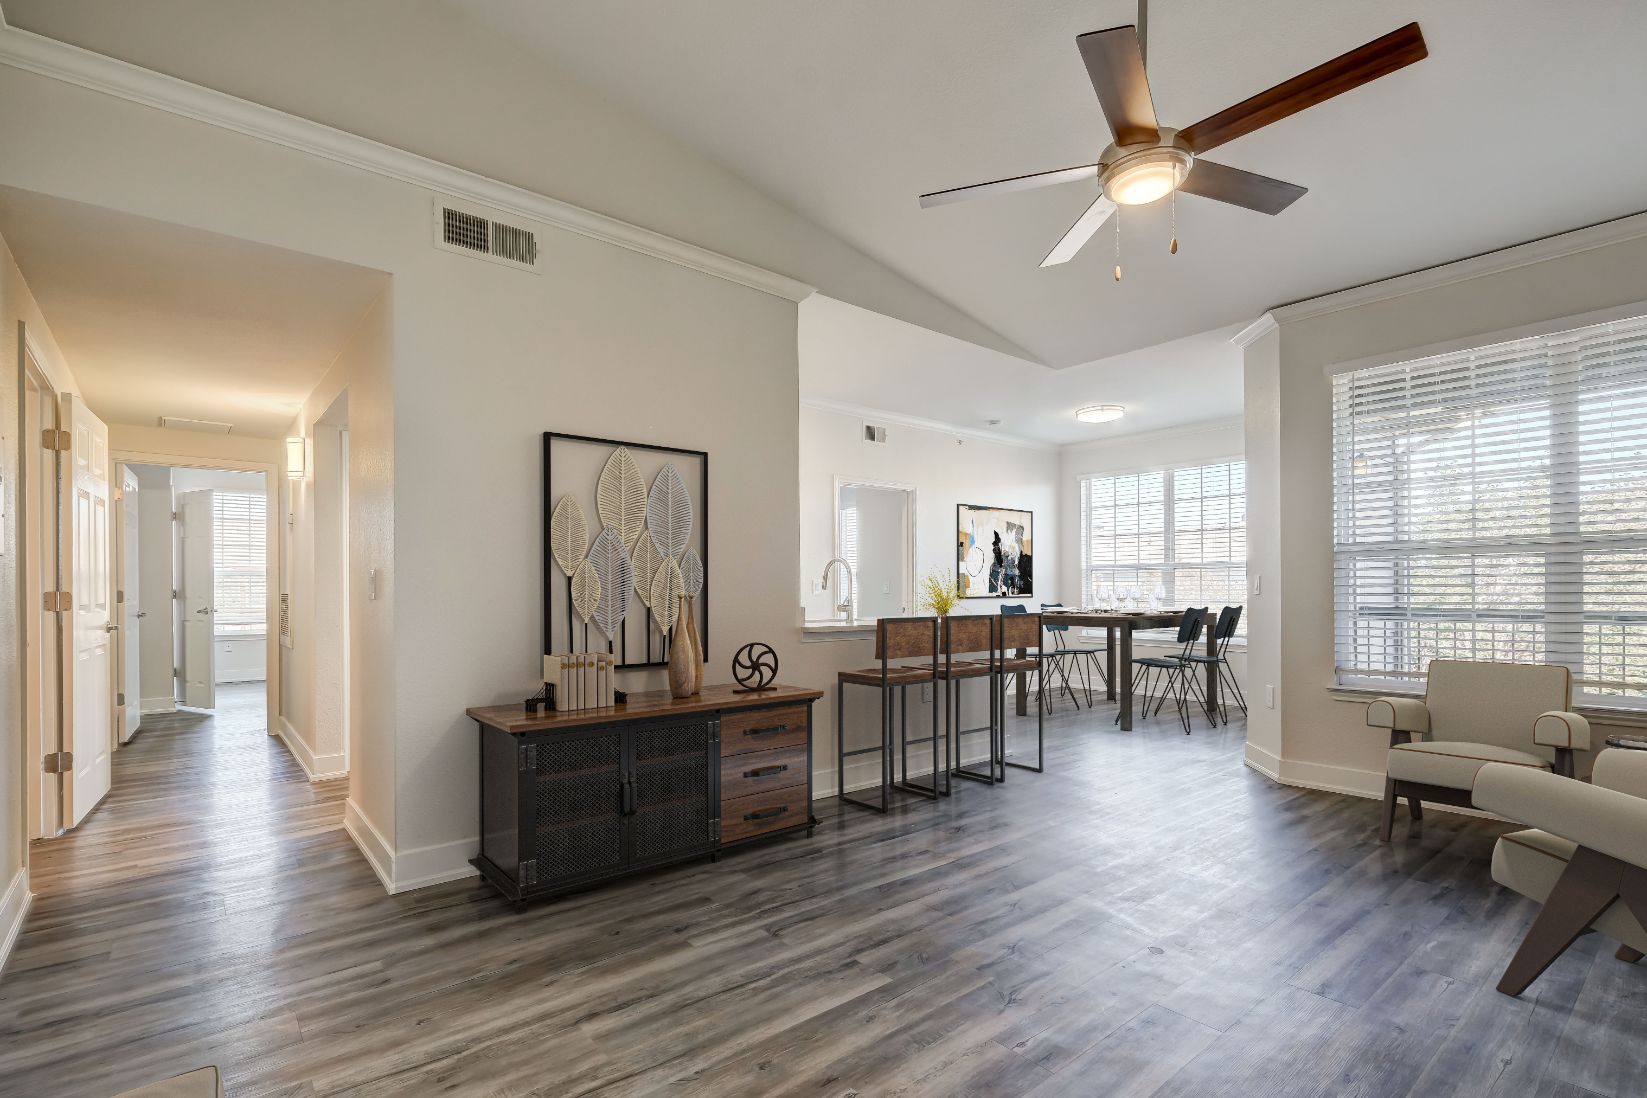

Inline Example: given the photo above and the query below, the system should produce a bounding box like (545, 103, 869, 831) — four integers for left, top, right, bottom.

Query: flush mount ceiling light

(1076, 404, 1126, 424)
(1100, 137, 1193, 207)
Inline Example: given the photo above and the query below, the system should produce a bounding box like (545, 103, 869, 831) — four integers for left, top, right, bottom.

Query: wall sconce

(285, 436, 306, 480)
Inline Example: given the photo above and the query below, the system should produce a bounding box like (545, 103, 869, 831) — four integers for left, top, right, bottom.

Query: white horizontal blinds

(1332, 313, 1647, 702)
(213, 492, 267, 636)
(1080, 461, 1247, 621)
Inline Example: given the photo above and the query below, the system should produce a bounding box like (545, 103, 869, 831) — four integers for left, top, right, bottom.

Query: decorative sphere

(731, 642, 779, 691)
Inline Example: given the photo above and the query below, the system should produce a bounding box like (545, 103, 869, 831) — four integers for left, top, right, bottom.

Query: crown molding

(800, 397, 1057, 452)
(1059, 414, 1245, 457)
(0, 21, 816, 304)
(1231, 314, 1278, 349)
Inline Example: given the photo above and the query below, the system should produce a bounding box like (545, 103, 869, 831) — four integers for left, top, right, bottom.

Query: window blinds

(1332, 313, 1647, 703)
(1079, 461, 1246, 620)
(213, 492, 267, 635)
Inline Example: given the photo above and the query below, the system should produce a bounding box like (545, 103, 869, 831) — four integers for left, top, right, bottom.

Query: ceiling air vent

(159, 416, 234, 434)
(863, 423, 888, 445)
(432, 199, 542, 273)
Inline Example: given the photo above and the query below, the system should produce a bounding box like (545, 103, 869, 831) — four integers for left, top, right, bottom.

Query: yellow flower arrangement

(918, 567, 963, 617)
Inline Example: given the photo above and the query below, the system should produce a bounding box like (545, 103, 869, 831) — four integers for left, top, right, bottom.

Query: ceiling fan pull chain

(1170, 188, 1178, 254)
(1114, 206, 1123, 282)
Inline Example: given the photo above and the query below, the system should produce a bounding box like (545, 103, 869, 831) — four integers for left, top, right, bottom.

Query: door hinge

(518, 743, 537, 772)
(43, 590, 71, 612)
(117, 692, 126, 706)
(172, 589, 179, 600)
(41, 428, 69, 451)
(116, 589, 125, 604)
(518, 859, 538, 887)
(42, 751, 73, 774)
(172, 511, 180, 522)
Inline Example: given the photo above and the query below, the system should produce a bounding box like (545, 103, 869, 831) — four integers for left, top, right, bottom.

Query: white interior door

(178, 488, 216, 709)
(63, 393, 112, 828)
(120, 466, 142, 743)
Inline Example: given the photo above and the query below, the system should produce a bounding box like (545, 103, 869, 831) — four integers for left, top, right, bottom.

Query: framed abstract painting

(956, 504, 1033, 598)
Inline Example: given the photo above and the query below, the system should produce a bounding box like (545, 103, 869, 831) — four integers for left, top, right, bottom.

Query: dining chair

(1183, 605, 1246, 724)
(1117, 607, 1209, 734)
(1039, 602, 1106, 709)
(836, 617, 940, 814)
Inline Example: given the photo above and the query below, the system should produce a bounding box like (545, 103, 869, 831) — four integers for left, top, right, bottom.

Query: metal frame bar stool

(997, 609, 1046, 773)
(836, 616, 941, 813)
(1183, 605, 1246, 725)
(942, 615, 1000, 788)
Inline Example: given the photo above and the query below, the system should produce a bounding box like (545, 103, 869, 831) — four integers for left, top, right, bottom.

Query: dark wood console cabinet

(468, 684, 822, 904)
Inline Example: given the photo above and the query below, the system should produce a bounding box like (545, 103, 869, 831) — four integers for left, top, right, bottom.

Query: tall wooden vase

(685, 595, 704, 693)
(668, 595, 696, 698)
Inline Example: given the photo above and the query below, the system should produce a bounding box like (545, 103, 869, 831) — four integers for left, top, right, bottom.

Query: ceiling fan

(920, 9, 1427, 268)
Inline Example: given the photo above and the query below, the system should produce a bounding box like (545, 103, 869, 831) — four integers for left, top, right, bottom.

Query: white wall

(215, 636, 265, 684)
(133, 466, 176, 712)
(1244, 223, 1647, 798)
(793, 401, 1060, 793)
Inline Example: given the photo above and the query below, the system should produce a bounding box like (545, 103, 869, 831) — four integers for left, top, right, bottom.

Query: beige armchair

(1369, 660, 1588, 842)
(1475, 749, 1647, 995)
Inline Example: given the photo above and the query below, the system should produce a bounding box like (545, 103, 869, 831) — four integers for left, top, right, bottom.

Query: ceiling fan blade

(1179, 22, 1426, 155)
(1179, 160, 1307, 215)
(919, 164, 1099, 209)
(1077, 26, 1159, 146)
(1040, 194, 1117, 267)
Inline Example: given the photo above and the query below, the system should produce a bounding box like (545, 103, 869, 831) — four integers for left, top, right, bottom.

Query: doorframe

(18, 322, 65, 843)
(106, 448, 281, 735)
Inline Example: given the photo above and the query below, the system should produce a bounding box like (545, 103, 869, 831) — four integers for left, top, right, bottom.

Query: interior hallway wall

(132, 466, 176, 712)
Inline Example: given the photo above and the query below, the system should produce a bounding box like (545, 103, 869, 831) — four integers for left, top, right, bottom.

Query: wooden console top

(468, 683, 823, 735)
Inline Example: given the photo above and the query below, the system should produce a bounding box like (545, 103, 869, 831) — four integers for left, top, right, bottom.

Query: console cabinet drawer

(720, 705, 809, 756)
(721, 784, 807, 844)
(720, 744, 806, 802)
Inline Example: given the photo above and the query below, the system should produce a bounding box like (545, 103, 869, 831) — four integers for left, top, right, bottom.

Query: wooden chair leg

(1407, 796, 1424, 821)
(1379, 776, 1398, 843)
(1617, 944, 1644, 964)
(1498, 847, 1625, 997)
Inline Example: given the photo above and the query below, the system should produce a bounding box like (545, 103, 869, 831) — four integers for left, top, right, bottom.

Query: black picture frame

(956, 502, 1034, 599)
(543, 431, 708, 669)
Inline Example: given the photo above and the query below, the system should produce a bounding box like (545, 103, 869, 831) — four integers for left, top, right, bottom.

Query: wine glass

(1151, 583, 1166, 612)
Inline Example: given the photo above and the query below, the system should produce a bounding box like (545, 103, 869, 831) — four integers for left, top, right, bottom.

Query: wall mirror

(832, 478, 915, 622)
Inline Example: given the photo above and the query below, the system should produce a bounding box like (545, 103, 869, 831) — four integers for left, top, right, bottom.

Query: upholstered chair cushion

(1476, 756, 1647, 868)
(1386, 740, 1550, 791)
(1490, 829, 1647, 953)
(1423, 659, 1571, 761)
(1594, 748, 1647, 799)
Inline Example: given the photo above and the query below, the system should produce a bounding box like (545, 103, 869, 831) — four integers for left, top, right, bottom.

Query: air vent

(863, 423, 888, 445)
(279, 592, 291, 646)
(432, 199, 542, 273)
(159, 417, 234, 434)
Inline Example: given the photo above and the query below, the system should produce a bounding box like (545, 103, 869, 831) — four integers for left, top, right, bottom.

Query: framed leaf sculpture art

(596, 447, 647, 551)
(587, 526, 633, 643)
(549, 494, 589, 578)
(646, 463, 694, 560)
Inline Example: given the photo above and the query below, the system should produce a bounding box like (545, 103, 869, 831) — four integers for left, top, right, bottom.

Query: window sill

(1327, 684, 1647, 729)
(216, 632, 267, 642)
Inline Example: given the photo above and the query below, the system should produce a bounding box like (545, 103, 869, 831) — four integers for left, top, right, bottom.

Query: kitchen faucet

(820, 557, 857, 624)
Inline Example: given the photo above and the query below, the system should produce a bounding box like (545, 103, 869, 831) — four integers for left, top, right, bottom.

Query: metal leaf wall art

(549, 494, 589, 578)
(631, 530, 665, 609)
(650, 557, 683, 634)
(680, 546, 704, 598)
(587, 527, 633, 641)
(596, 448, 647, 549)
(646, 464, 693, 560)
(570, 559, 601, 624)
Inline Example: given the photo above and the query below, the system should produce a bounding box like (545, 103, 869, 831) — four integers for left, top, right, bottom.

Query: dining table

(1025, 609, 1221, 730)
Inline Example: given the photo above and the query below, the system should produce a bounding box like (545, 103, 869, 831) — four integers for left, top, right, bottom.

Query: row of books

(545, 652, 616, 711)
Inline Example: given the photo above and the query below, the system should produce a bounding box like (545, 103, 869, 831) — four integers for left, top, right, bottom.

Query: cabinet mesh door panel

(631, 720, 713, 862)
(533, 731, 623, 882)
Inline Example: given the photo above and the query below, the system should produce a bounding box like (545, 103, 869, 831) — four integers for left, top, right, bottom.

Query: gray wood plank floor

(2, 685, 1643, 1097)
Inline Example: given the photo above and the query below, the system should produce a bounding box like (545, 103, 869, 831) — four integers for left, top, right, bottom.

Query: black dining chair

(1038, 602, 1107, 709)
(1183, 605, 1246, 725)
(1118, 607, 1210, 734)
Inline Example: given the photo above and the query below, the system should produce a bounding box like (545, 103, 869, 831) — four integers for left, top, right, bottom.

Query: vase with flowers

(918, 567, 963, 618)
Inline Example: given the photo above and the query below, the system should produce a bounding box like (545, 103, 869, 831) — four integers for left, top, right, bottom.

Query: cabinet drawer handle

(743, 805, 789, 822)
(743, 724, 789, 737)
(744, 764, 788, 779)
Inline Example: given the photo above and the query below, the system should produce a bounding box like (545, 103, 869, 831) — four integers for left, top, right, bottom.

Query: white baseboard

(0, 867, 33, 978)
(276, 717, 347, 781)
(1244, 743, 1503, 822)
(140, 697, 177, 715)
(215, 674, 267, 685)
(342, 799, 477, 895)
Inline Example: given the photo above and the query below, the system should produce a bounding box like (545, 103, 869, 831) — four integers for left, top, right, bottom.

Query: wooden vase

(668, 595, 696, 698)
(685, 595, 704, 693)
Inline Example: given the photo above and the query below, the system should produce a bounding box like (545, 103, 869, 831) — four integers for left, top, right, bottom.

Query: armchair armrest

(1367, 697, 1429, 742)
(1533, 710, 1590, 752)
(1594, 748, 1647, 799)
(1475, 761, 1647, 869)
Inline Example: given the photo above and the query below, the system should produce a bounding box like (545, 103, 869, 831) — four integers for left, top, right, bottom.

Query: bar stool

(943, 615, 999, 788)
(836, 616, 940, 814)
(1184, 605, 1246, 725)
(996, 609, 1045, 773)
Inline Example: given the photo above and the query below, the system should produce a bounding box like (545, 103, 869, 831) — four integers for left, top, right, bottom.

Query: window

(1332, 313, 1647, 704)
(213, 492, 266, 636)
(1078, 460, 1246, 626)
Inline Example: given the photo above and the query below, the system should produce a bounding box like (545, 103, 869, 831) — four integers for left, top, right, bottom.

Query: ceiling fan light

(1076, 404, 1126, 424)
(1100, 145, 1193, 206)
